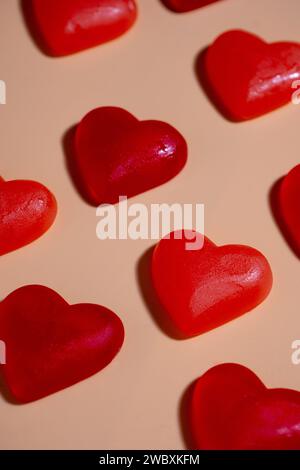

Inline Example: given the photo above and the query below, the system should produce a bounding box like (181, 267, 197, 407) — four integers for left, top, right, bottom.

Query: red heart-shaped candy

(203, 30, 300, 121)
(29, 0, 137, 56)
(152, 231, 273, 337)
(0, 178, 57, 256)
(278, 165, 300, 256)
(191, 363, 300, 449)
(0, 285, 124, 403)
(162, 0, 221, 13)
(74, 107, 188, 205)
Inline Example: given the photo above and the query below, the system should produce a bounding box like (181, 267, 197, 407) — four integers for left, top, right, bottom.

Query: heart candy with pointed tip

(0, 178, 57, 256)
(278, 164, 300, 256)
(191, 363, 300, 450)
(152, 230, 273, 337)
(0, 285, 124, 403)
(162, 0, 221, 13)
(29, 0, 137, 56)
(203, 30, 300, 121)
(74, 107, 188, 205)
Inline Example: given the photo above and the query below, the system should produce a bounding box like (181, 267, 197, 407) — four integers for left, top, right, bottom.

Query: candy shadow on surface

(179, 380, 197, 450)
(136, 247, 186, 340)
(269, 177, 300, 259)
(160, 0, 184, 12)
(62, 126, 96, 206)
(0, 375, 19, 406)
(20, 0, 50, 56)
(194, 47, 236, 123)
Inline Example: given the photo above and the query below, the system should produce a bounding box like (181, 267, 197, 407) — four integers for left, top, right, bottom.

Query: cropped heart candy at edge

(277, 164, 300, 257)
(201, 29, 300, 121)
(26, 0, 138, 56)
(0, 285, 125, 403)
(190, 363, 300, 450)
(161, 0, 222, 13)
(73, 106, 188, 205)
(0, 178, 57, 256)
(152, 230, 273, 338)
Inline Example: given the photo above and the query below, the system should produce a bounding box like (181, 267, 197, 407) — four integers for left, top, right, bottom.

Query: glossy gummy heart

(162, 0, 221, 13)
(0, 285, 124, 403)
(29, 0, 137, 56)
(191, 363, 300, 450)
(152, 230, 273, 337)
(74, 107, 188, 205)
(0, 178, 57, 256)
(203, 30, 300, 121)
(278, 165, 300, 256)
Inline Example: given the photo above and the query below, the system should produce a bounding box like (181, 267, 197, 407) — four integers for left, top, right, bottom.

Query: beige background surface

(1, 0, 300, 450)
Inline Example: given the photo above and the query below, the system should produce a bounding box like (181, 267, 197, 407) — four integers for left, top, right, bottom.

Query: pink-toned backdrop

(1, 0, 300, 450)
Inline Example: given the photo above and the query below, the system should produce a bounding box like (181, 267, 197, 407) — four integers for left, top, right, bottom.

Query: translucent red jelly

(74, 107, 188, 205)
(162, 0, 221, 12)
(204, 30, 300, 121)
(30, 0, 137, 56)
(191, 363, 300, 450)
(279, 165, 300, 256)
(0, 178, 57, 256)
(0, 285, 124, 403)
(152, 230, 273, 337)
